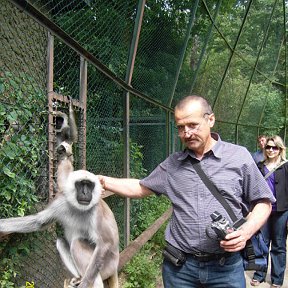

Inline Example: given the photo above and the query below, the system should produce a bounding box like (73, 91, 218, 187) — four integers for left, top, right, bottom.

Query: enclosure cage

(0, 0, 287, 286)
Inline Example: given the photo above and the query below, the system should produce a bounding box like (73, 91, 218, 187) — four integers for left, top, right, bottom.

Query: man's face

(175, 102, 214, 152)
(258, 137, 266, 149)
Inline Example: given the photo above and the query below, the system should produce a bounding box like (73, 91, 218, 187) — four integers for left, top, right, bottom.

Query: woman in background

(251, 135, 288, 288)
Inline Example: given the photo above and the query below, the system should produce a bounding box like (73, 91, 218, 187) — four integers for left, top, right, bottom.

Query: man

(252, 135, 267, 163)
(99, 95, 275, 288)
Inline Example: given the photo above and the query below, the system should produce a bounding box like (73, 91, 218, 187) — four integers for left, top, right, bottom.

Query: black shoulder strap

(264, 160, 288, 180)
(192, 160, 259, 269)
(192, 161, 245, 227)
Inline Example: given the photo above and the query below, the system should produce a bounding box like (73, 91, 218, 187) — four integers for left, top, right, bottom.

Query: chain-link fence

(1, 0, 287, 286)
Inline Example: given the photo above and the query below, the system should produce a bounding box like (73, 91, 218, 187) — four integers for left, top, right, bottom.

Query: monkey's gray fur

(0, 144, 119, 288)
(54, 97, 78, 148)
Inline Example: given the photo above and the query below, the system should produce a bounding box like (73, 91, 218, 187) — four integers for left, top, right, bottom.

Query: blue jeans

(162, 252, 245, 288)
(253, 210, 288, 286)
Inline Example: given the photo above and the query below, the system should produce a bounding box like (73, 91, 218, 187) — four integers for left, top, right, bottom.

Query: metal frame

(46, 33, 86, 200)
(123, 0, 146, 247)
(235, 0, 278, 143)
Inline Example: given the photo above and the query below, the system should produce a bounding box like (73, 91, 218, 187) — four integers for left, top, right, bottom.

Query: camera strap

(192, 160, 245, 228)
(191, 160, 266, 271)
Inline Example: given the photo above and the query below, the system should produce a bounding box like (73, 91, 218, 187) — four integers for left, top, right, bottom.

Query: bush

(0, 71, 47, 218)
(122, 223, 167, 288)
(0, 71, 47, 285)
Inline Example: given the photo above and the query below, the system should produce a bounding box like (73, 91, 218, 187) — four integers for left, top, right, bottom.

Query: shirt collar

(177, 132, 223, 161)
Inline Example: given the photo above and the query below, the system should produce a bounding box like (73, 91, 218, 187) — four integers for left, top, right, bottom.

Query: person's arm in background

(220, 200, 271, 252)
(98, 175, 153, 198)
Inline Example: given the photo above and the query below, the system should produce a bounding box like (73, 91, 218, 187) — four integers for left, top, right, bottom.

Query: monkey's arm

(68, 98, 78, 144)
(78, 202, 119, 287)
(78, 240, 110, 288)
(0, 197, 65, 235)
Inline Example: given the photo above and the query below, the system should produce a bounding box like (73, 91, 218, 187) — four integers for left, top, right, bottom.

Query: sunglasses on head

(265, 145, 280, 151)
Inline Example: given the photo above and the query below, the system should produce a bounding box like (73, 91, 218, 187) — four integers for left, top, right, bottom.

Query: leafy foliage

(0, 231, 55, 288)
(0, 234, 32, 288)
(0, 72, 47, 286)
(0, 72, 47, 218)
(122, 224, 167, 288)
(131, 195, 170, 239)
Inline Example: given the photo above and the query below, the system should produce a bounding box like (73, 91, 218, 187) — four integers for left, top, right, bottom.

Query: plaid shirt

(140, 133, 275, 253)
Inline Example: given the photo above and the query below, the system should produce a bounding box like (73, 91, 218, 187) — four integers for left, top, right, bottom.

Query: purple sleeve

(140, 160, 168, 196)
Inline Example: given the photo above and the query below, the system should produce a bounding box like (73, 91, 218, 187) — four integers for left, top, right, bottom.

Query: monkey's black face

(65, 170, 101, 211)
(75, 180, 95, 205)
(56, 116, 64, 130)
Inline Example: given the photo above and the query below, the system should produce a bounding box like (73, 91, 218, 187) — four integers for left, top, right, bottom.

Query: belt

(187, 251, 232, 262)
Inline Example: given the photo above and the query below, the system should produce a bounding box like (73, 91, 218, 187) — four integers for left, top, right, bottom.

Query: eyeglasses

(176, 113, 210, 136)
(265, 145, 280, 151)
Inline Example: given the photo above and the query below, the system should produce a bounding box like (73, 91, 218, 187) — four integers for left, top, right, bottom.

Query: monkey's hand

(57, 141, 73, 158)
(77, 280, 94, 288)
(63, 277, 81, 288)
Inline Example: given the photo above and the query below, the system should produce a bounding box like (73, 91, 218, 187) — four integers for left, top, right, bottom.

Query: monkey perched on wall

(0, 142, 119, 288)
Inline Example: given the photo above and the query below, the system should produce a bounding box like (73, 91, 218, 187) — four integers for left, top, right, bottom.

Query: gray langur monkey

(54, 97, 78, 148)
(0, 143, 119, 288)
(53, 97, 78, 192)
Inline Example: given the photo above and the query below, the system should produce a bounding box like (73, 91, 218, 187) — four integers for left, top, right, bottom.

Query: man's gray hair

(175, 95, 213, 114)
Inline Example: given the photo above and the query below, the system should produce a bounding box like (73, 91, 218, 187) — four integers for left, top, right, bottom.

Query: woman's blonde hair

(264, 135, 287, 161)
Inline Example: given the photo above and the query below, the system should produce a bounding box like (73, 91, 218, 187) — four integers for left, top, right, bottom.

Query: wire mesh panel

(5, 230, 70, 288)
(129, 95, 171, 239)
(0, 1, 49, 223)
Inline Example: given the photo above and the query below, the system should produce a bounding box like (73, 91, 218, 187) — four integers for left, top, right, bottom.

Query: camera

(210, 211, 234, 240)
